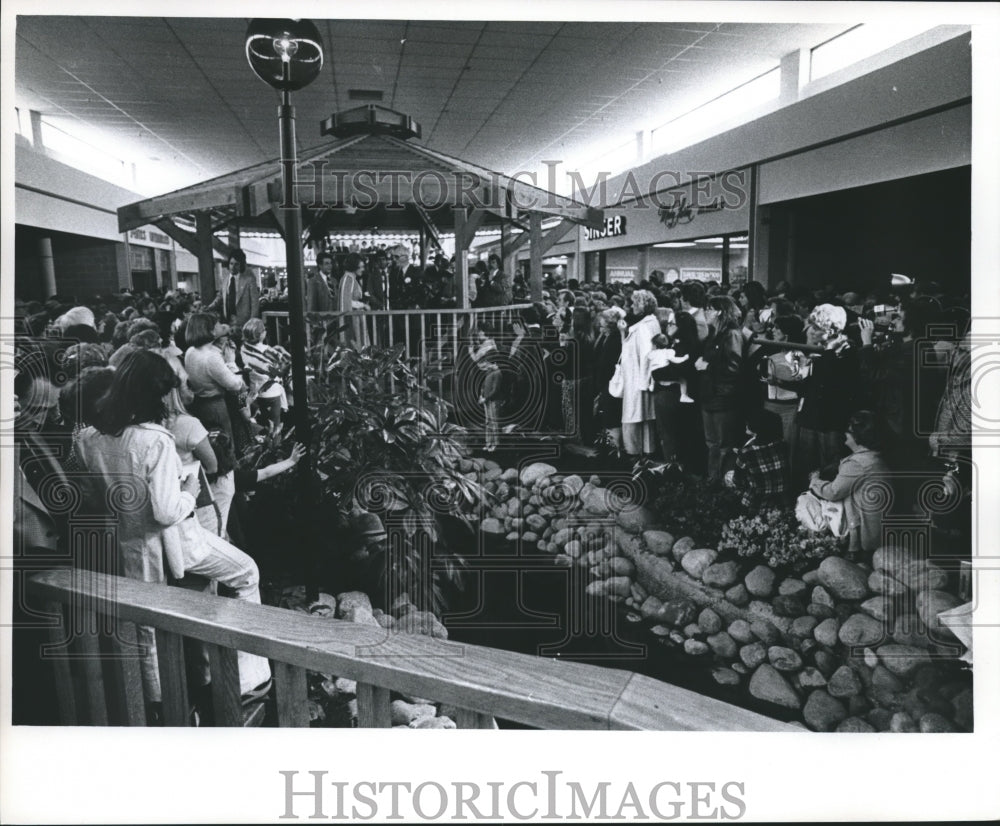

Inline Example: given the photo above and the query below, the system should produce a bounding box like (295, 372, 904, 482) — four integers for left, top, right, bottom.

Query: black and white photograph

(2, 1, 998, 822)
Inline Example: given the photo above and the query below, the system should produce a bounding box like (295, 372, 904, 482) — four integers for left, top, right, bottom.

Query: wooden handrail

(27, 569, 796, 731)
(263, 304, 534, 319)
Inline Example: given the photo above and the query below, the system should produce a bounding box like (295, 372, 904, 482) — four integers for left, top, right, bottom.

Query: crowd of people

(455, 271, 971, 556)
(12, 254, 972, 722)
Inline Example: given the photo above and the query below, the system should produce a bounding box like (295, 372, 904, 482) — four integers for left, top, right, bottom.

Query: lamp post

(245, 18, 323, 444)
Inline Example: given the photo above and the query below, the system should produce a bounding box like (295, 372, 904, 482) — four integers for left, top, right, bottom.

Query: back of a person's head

(60, 366, 115, 429)
(61, 323, 100, 344)
(746, 408, 784, 444)
(184, 312, 218, 348)
(680, 280, 707, 308)
(847, 410, 887, 451)
(773, 314, 806, 344)
(708, 295, 742, 329)
(95, 350, 177, 435)
(56, 306, 96, 332)
(63, 342, 109, 379)
(742, 280, 767, 311)
(902, 298, 941, 339)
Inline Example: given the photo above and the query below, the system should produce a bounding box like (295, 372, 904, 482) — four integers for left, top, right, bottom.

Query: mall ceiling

(14, 16, 850, 191)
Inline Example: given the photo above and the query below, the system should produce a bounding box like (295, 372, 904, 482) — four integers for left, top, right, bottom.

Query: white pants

(139, 525, 271, 703)
(196, 471, 235, 538)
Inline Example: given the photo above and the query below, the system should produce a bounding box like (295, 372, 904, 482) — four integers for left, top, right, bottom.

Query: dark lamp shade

(245, 18, 323, 92)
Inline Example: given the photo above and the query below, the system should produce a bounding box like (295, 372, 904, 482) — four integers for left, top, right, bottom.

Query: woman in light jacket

(75, 350, 270, 714)
(619, 289, 660, 458)
(809, 410, 892, 555)
(695, 295, 744, 481)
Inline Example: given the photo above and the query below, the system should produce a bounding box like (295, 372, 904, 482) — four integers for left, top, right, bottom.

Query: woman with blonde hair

(618, 290, 660, 457)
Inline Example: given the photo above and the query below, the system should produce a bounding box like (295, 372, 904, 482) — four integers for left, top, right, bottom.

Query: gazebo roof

(117, 111, 604, 242)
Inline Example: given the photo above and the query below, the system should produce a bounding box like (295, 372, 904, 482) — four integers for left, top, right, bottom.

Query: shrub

(718, 508, 844, 572)
(650, 467, 742, 547)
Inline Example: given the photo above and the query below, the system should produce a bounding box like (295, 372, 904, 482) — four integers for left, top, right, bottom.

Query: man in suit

(210, 250, 260, 328)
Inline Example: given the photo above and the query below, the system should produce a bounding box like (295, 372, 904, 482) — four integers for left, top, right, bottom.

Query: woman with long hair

(695, 295, 744, 481)
(594, 308, 624, 450)
(75, 350, 270, 715)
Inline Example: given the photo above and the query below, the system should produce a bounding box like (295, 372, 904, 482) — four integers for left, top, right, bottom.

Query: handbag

(608, 360, 625, 398)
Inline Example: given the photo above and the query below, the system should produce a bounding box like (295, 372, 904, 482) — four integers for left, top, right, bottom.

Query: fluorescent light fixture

(694, 237, 725, 244)
(654, 242, 697, 248)
(810, 23, 936, 81)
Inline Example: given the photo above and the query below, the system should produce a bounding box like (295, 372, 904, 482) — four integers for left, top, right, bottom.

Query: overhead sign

(583, 214, 627, 241)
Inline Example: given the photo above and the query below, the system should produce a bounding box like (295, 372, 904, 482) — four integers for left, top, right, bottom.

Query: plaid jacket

(732, 437, 789, 509)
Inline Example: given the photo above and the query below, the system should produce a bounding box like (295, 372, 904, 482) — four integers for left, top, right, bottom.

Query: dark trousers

(702, 407, 742, 481)
(791, 425, 846, 490)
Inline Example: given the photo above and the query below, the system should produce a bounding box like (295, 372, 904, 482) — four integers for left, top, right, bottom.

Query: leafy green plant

(718, 508, 844, 572)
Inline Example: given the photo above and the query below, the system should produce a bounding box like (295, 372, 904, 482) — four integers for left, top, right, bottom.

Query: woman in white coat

(75, 350, 271, 718)
(619, 289, 661, 457)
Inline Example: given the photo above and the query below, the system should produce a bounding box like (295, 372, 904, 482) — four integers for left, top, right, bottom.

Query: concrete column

(30, 110, 44, 148)
(636, 246, 649, 283)
(779, 48, 809, 105)
(37, 236, 57, 299)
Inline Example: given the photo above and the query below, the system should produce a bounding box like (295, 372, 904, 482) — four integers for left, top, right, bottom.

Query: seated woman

(726, 407, 790, 511)
(74, 349, 271, 717)
(808, 409, 892, 556)
(240, 318, 290, 429)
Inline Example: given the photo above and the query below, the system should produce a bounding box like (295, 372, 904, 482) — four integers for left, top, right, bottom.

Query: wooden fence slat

(207, 643, 242, 727)
(155, 629, 190, 727)
(274, 661, 310, 727)
(356, 683, 392, 728)
(73, 610, 108, 726)
(454, 708, 496, 729)
(101, 620, 147, 726)
(43, 601, 78, 725)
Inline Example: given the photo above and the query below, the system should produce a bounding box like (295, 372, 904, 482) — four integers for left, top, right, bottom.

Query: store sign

(128, 228, 172, 246)
(584, 214, 627, 241)
(657, 194, 726, 229)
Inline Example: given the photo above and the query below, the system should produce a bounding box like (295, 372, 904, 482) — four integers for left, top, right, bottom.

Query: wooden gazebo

(117, 105, 604, 307)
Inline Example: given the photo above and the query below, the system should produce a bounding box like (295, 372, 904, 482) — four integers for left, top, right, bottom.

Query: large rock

(813, 618, 840, 648)
(643, 530, 675, 557)
(579, 485, 611, 516)
(656, 598, 698, 628)
(778, 578, 808, 598)
(798, 667, 828, 689)
(919, 712, 956, 733)
(684, 639, 710, 656)
(915, 590, 963, 631)
(639, 595, 665, 621)
(889, 712, 918, 733)
(891, 613, 931, 647)
(749, 620, 782, 646)
(520, 462, 557, 487)
(343, 606, 381, 627)
(390, 700, 437, 726)
(680, 548, 717, 579)
(671, 536, 696, 563)
(807, 603, 837, 620)
(897, 560, 949, 592)
(838, 613, 888, 647)
(818, 557, 870, 600)
(836, 717, 876, 733)
(768, 646, 803, 671)
(702, 561, 741, 588)
(698, 608, 723, 635)
(827, 665, 863, 697)
(500, 467, 519, 483)
(871, 664, 904, 694)
(725, 584, 750, 607)
(728, 620, 754, 644)
(740, 642, 768, 669)
(706, 632, 738, 659)
(336, 591, 373, 617)
(561, 474, 585, 497)
(877, 643, 932, 677)
(526, 514, 548, 533)
(803, 690, 848, 731)
(744, 565, 776, 598)
(396, 608, 449, 639)
(872, 544, 913, 575)
(411, 715, 457, 729)
(868, 570, 906, 596)
(811, 585, 835, 607)
(615, 506, 658, 535)
(711, 667, 741, 687)
(951, 688, 973, 731)
(748, 664, 801, 709)
(859, 596, 892, 622)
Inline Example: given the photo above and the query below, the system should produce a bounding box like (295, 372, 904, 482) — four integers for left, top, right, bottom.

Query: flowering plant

(718, 507, 843, 572)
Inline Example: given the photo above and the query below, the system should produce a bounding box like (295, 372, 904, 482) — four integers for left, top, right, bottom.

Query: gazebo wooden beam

(453, 207, 489, 252)
(530, 214, 544, 303)
(153, 218, 235, 263)
(118, 185, 246, 233)
(195, 213, 217, 300)
(535, 218, 577, 257)
(453, 207, 470, 310)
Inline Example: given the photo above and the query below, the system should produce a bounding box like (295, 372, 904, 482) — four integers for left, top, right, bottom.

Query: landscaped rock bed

(470, 461, 973, 733)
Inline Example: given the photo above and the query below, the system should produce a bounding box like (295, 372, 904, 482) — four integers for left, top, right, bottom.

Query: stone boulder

(683, 639, 710, 656)
(396, 608, 449, 639)
(680, 548, 717, 579)
(797, 667, 828, 689)
(915, 590, 963, 631)
(342, 606, 381, 628)
(768, 646, 803, 672)
(803, 690, 848, 731)
(827, 665, 863, 698)
(702, 561, 741, 589)
(481, 517, 504, 535)
(728, 619, 754, 644)
(643, 530, 675, 557)
(671, 536, 696, 563)
(859, 596, 892, 622)
(877, 643, 932, 677)
(778, 578, 808, 598)
(706, 631, 738, 659)
(818, 557, 870, 600)
(725, 584, 750, 607)
(836, 716, 875, 733)
(868, 570, 906, 596)
(698, 608, 723, 635)
(411, 715, 457, 729)
(336, 591, 373, 617)
(813, 618, 840, 648)
(656, 598, 698, 628)
(615, 506, 658, 535)
(791, 616, 819, 638)
(748, 664, 801, 709)
(744, 565, 776, 598)
(772, 594, 806, 618)
(520, 463, 557, 487)
(838, 613, 887, 647)
(390, 700, 437, 726)
(711, 667, 741, 687)
(740, 642, 768, 669)
(897, 560, 949, 592)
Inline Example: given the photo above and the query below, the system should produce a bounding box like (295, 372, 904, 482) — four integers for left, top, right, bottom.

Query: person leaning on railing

(73, 350, 272, 720)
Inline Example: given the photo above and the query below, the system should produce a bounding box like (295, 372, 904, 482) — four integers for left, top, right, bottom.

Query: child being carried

(644, 333, 693, 403)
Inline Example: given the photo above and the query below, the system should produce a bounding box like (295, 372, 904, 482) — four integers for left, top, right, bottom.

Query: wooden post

(454, 207, 469, 309)
(195, 212, 216, 301)
(529, 213, 543, 302)
(721, 235, 731, 286)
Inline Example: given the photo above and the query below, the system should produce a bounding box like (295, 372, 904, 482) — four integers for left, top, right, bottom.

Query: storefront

(125, 227, 176, 293)
(754, 102, 971, 295)
(578, 167, 752, 285)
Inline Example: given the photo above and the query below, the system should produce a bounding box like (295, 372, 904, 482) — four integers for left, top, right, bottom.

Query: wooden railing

(27, 569, 796, 731)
